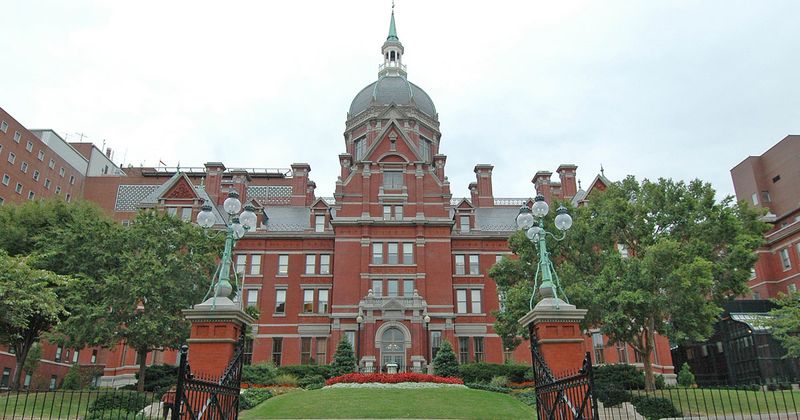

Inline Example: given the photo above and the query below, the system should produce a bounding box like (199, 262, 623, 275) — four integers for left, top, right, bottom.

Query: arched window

(381, 327, 405, 367)
(390, 51, 396, 61)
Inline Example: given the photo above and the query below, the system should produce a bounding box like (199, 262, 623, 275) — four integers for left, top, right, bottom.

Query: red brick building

(1, 10, 676, 389)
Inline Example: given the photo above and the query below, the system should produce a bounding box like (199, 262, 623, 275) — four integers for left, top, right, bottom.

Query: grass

(0, 389, 158, 419)
(240, 387, 536, 419)
(632, 388, 800, 416)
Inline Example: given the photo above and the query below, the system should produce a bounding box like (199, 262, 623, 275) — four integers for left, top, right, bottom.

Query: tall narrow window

(498, 290, 506, 312)
(315, 215, 325, 232)
(275, 289, 286, 314)
(383, 205, 392, 220)
(456, 290, 467, 313)
(780, 248, 792, 270)
(1, 368, 11, 388)
(470, 289, 482, 313)
(250, 255, 261, 275)
(32, 170, 40, 181)
(473, 337, 484, 362)
(345, 331, 356, 349)
(592, 333, 605, 364)
(387, 279, 399, 297)
(431, 331, 442, 360)
(181, 207, 192, 221)
(49, 375, 57, 391)
(278, 255, 289, 275)
(387, 243, 399, 264)
(235, 255, 246, 277)
(383, 171, 403, 189)
(48, 159, 55, 169)
(25, 141, 33, 152)
(616, 344, 628, 364)
(458, 337, 469, 364)
(403, 279, 414, 297)
(372, 243, 383, 264)
(354, 138, 366, 160)
(469, 255, 480, 275)
(272, 338, 283, 366)
(420, 138, 431, 162)
(8, 152, 15, 164)
(403, 243, 413, 264)
(37, 150, 44, 161)
(246, 289, 259, 308)
(24, 372, 32, 388)
(243, 337, 253, 365)
(372, 280, 383, 297)
(305, 254, 316, 274)
(454, 255, 465, 275)
(319, 254, 331, 274)
(303, 290, 314, 313)
(91, 350, 97, 364)
(72, 350, 80, 364)
(55, 346, 63, 362)
(395, 205, 403, 220)
(316, 338, 328, 364)
(20, 162, 28, 173)
(318, 289, 329, 313)
(301, 337, 312, 364)
(460, 215, 470, 233)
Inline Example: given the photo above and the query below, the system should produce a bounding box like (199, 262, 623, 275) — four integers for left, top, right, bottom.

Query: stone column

(182, 297, 255, 379)
(519, 297, 587, 377)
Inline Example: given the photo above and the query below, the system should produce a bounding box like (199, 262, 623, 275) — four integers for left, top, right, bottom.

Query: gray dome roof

(349, 76, 436, 118)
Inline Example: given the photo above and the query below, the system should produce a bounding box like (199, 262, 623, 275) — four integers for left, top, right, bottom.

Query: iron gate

(529, 324, 599, 420)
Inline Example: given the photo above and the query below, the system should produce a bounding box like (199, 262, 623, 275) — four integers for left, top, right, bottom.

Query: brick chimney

(291, 163, 311, 206)
(307, 180, 317, 206)
(473, 164, 494, 207)
(556, 164, 578, 200)
(339, 153, 353, 180)
(228, 169, 250, 203)
(204, 162, 226, 204)
(469, 182, 479, 205)
(532, 171, 553, 203)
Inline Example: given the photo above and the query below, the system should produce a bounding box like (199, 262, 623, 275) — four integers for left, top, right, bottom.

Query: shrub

(326, 372, 463, 385)
(239, 388, 272, 410)
(88, 391, 149, 414)
(433, 340, 459, 378)
(61, 365, 83, 390)
(489, 375, 509, 388)
(298, 374, 326, 388)
(458, 363, 529, 383)
(596, 384, 630, 407)
(594, 364, 645, 391)
(85, 409, 147, 420)
(272, 373, 299, 386)
(330, 338, 357, 377)
(134, 364, 178, 393)
(516, 390, 537, 407)
(242, 363, 277, 385)
(655, 374, 666, 390)
(465, 382, 511, 393)
(276, 365, 334, 380)
(631, 395, 682, 419)
(677, 363, 695, 388)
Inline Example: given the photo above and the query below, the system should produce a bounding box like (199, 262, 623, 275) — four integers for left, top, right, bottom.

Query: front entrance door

(381, 327, 405, 369)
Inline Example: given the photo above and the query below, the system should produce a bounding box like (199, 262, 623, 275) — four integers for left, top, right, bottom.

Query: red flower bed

(326, 372, 464, 386)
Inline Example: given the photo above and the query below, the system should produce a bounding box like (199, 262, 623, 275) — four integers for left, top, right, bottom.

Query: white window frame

(354, 137, 366, 160)
(454, 255, 465, 275)
(387, 279, 399, 297)
(1, 174, 9, 186)
(383, 205, 392, 220)
(303, 289, 314, 313)
(469, 254, 480, 275)
(48, 159, 55, 169)
(59, 167, 65, 177)
(15, 183, 23, 194)
(37, 150, 44, 161)
(387, 242, 399, 264)
(318, 289, 329, 313)
(315, 215, 325, 232)
(395, 205, 403, 220)
(305, 254, 316, 274)
(383, 171, 403, 189)
(275, 289, 286, 314)
(235, 254, 246, 276)
(278, 255, 289, 275)
(250, 255, 261, 275)
(470, 289, 482, 314)
(8, 152, 15, 164)
(372, 280, 383, 297)
(44, 178, 51, 189)
(319, 254, 331, 274)
(25, 141, 33, 152)
(456, 289, 468, 313)
(246, 289, 259, 307)
(32, 170, 40, 181)
(372, 243, 383, 264)
(20, 161, 28, 173)
(14, 131, 21, 142)
(460, 215, 470, 233)
(27, 191, 34, 200)
(403, 279, 414, 297)
(780, 248, 792, 270)
(180, 207, 192, 221)
(402, 243, 414, 264)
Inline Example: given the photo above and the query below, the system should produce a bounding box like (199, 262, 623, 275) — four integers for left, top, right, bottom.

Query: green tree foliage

(53, 209, 222, 392)
(23, 342, 42, 377)
(433, 340, 459, 378)
(0, 251, 70, 390)
(763, 291, 800, 358)
(677, 362, 696, 387)
(491, 177, 767, 390)
(330, 338, 357, 376)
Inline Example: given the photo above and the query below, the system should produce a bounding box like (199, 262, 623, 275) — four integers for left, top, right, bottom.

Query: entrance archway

(381, 327, 405, 367)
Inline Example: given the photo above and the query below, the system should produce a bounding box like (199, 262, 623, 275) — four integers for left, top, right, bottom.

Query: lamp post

(356, 314, 363, 371)
(196, 190, 258, 309)
(423, 314, 431, 366)
(515, 194, 573, 308)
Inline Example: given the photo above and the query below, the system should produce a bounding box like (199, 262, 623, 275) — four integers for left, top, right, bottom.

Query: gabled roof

(140, 172, 200, 205)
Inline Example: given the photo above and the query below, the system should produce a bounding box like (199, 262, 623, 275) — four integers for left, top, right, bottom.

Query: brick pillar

(473, 164, 494, 207)
(557, 164, 578, 200)
(204, 162, 225, 205)
(519, 297, 587, 378)
(532, 171, 553, 203)
(182, 297, 255, 379)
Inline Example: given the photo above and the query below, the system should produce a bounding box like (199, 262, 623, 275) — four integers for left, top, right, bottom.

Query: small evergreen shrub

(516, 390, 537, 407)
(593, 364, 645, 390)
(88, 391, 149, 414)
(134, 364, 178, 393)
(242, 363, 277, 385)
(272, 373, 299, 386)
(655, 374, 666, 390)
(239, 388, 272, 410)
(489, 375, 509, 388)
(330, 338, 357, 377)
(596, 384, 631, 407)
(61, 365, 83, 390)
(677, 363, 695, 387)
(458, 363, 529, 383)
(631, 395, 682, 419)
(433, 340, 459, 378)
(298, 374, 326, 388)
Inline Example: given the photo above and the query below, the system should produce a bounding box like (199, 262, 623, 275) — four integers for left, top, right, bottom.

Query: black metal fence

(597, 383, 800, 419)
(0, 387, 166, 419)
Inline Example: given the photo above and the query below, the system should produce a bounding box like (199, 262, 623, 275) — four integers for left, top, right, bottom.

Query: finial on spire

(387, 1, 399, 41)
(600, 164, 605, 176)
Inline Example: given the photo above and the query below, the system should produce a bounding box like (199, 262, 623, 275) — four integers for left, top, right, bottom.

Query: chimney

(105, 147, 112, 158)
(473, 164, 494, 207)
(204, 162, 226, 204)
(532, 171, 553, 203)
(556, 164, 578, 200)
(432, 155, 447, 181)
(290, 163, 311, 206)
(469, 182, 479, 205)
(339, 153, 353, 180)
(307, 181, 317, 206)
(228, 169, 251, 204)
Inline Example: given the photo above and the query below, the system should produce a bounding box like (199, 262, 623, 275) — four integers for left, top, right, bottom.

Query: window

(420, 138, 431, 162)
(387, 279, 399, 297)
(383, 205, 392, 220)
(0, 197, 4, 206)
(69, 175, 75, 185)
(243, 337, 253, 365)
(498, 290, 506, 312)
(751, 193, 758, 205)
(318, 289, 329, 313)
(383, 171, 403, 189)
(780, 248, 791, 270)
(454, 255, 465, 275)
(1, 121, 10, 133)
(431, 331, 442, 360)
(761, 191, 771, 203)
(316, 337, 328, 364)
(403, 243, 413, 264)
(26, 141, 33, 152)
(65, 193, 71, 203)
(345, 331, 356, 350)
(1, 368, 10, 388)
(456, 289, 468, 313)
(753, 291, 761, 300)
(49, 375, 58, 391)
(403, 279, 414, 297)
(315, 215, 325, 232)
(470, 289, 482, 313)
(44, 178, 51, 189)
(272, 338, 283, 366)
(8, 152, 15, 163)
(27, 191, 34, 200)
(181, 207, 192, 221)
(24, 372, 32, 388)
(469, 255, 480, 275)
(305, 254, 316, 274)
(372, 243, 383, 264)
(275, 289, 286, 314)
(473, 337, 484, 362)
(14, 132, 22, 142)
(15, 183, 23, 194)
(319, 254, 331, 274)
(372, 280, 383, 297)
(55, 186, 61, 194)
(277, 255, 289, 275)
(2, 174, 9, 185)
(37, 150, 44, 161)
(387, 243, 399, 264)
(460, 215, 470, 233)
(72, 350, 80, 364)
(55, 346, 63, 362)
(235, 255, 246, 277)
(91, 350, 97, 364)
(592, 333, 605, 364)
(789, 283, 797, 293)
(354, 137, 366, 160)
(167, 207, 178, 217)
(616, 344, 628, 364)
(301, 337, 312, 364)
(48, 159, 55, 169)
(303, 289, 314, 313)
(20, 161, 28, 173)
(32, 170, 39, 181)
(395, 205, 403, 220)
(458, 337, 469, 364)
(246, 289, 259, 308)
(250, 255, 261, 275)
(59, 167, 65, 177)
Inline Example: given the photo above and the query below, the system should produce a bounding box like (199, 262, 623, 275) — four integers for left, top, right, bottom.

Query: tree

(763, 291, 800, 357)
(54, 209, 222, 392)
(0, 251, 70, 390)
(492, 177, 767, 390)
(432, 340, 459, 378)
(676, 363, 696, 387)
(330, 338, 357, 376)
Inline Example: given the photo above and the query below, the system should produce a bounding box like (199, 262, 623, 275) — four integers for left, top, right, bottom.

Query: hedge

(631, 395, 682, 419)
(239, 388, 272, 410)
(457, 363, 530, 383)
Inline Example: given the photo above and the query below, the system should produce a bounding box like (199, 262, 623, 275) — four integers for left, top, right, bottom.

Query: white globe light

(526, 225, 542, 241)
(232, 221, 245, 239)
(197, 209, 216, 228)
(223, 192, 242, 215)
(555, 208, 573, 231)
(240, 207, 257, 230)
(532, 199, 549, 218)
(516, 210, 535, 230)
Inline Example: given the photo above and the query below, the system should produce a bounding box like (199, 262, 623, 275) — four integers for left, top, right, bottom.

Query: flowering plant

(325, 372, 464, 386)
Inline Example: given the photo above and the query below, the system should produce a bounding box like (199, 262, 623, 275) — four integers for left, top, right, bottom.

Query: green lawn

(0, 390, 159, 419)
(632, 388, 800, 416)
(240, 387, 536, 419)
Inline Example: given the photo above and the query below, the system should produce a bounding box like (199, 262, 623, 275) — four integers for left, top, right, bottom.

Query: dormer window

(383, 171, 403, 189)
(355, 137, 366, 160)
(315, 215, 325, 232)
(460, 215, 470, 233)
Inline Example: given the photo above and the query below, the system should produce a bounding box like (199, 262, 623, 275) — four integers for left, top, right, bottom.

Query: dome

(349, 76, 437, 118)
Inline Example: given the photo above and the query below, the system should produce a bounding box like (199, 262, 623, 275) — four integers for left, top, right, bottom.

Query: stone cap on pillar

(518, 297, 587, 327)
(183, 297, 256, 326)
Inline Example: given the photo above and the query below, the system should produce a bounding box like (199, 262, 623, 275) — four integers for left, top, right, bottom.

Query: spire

(387, 3, 399, 41)
(379, 0, 406, 77)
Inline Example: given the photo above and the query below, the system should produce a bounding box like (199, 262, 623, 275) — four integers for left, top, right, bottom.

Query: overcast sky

(2, 1, 798, 200)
